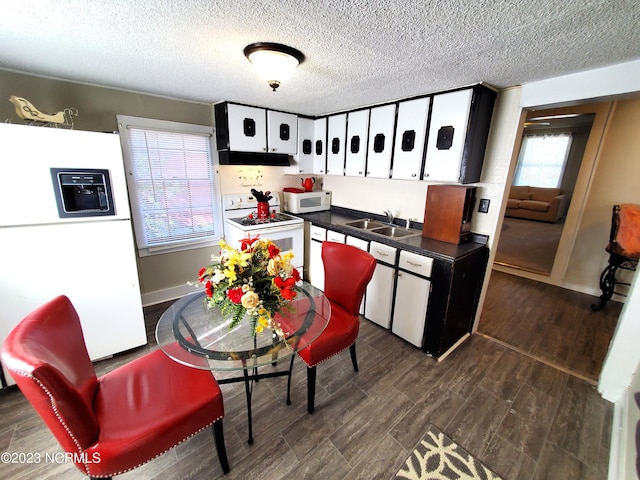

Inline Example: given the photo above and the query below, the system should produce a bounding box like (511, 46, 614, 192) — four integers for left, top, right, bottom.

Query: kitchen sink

(343, 218, 422, 239)
(343, 219, 386, 230)
(370, 226, 421, 238)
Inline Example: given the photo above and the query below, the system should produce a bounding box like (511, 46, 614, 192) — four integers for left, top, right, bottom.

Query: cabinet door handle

(436, 125, 455, 150)
(279, 123, 290, 141)
(350, 135, 360, 153)
(243, 118, 256, 137)
(401, 130, 415, 151)
(373, 133, 385, 153)
(374, 250, 389, 257)
(407, 260, 423, 267)
(315, 140, 323, 155)
(302, 139, 312, 155)
(331, 137, 340, 154)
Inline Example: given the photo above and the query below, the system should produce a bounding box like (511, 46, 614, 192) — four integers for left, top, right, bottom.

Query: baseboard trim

(608, 399, 624, 480)
(492, 265, 626, 304)
(141, 283, 200, 307)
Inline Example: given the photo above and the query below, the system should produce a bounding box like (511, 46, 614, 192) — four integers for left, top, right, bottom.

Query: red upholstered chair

(294, 241, 376, 413)
(1, 295, 229, 479)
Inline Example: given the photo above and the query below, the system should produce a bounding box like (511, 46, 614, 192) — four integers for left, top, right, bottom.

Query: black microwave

(51, 168, 116, 218)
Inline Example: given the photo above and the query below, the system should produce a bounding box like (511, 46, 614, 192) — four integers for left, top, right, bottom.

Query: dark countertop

(294, 206, 489, 262)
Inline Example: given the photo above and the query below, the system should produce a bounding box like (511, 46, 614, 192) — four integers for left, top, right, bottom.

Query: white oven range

(222, 193, 304, 274)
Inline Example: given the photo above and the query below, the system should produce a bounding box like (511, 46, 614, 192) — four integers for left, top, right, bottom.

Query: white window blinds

(117, 116, 222, 255)
(513, 133, 573, 188)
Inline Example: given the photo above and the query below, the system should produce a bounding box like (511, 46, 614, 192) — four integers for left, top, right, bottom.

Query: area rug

(494, 216, 564, 274)
(395, 425, 502, 480)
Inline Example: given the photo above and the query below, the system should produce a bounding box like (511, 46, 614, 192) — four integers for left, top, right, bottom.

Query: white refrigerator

(0, 123, 147, 387)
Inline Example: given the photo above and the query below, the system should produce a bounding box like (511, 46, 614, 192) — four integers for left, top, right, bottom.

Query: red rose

(199, 267, 207, 282)
(291, 268, 301, 282)
(241, 235, 259, 251)
(268, 243, 280, 258)
(275, 276, 297, 300)
(227, 287, 244, 303)
(205, 281, 213, 297)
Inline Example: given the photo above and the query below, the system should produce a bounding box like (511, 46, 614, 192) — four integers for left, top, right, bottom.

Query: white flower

(267, 257, 282, 276)
(211, 269, 226, 284)
(241, 291, 260, 308)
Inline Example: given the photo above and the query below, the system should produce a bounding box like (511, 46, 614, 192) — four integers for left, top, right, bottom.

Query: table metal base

(217, 362, 293, 444)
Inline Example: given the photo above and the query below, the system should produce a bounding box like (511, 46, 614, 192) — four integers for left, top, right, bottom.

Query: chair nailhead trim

(8, 366, 224, 478)
(300, 342, 354, 368)
(8, 368, 89, 473)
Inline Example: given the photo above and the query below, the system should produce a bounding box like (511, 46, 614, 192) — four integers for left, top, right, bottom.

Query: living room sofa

(505, 185, 568, 223)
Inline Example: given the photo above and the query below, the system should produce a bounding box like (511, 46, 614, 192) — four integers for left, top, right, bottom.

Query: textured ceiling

(1, 0, 639, 116)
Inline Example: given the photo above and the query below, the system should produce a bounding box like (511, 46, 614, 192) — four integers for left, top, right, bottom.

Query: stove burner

(236, 212, 296, 226)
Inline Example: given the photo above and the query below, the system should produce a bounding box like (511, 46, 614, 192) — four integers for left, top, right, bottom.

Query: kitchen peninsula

(295, 206, 489, 360)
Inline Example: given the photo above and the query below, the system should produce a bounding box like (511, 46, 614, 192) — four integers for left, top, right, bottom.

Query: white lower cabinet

(308, 225, 326, 290)
(391, 250, 433, 348)
(365, 241, 397, 328)
(326, 229, 345, 243)
(346, 236, 369, 314)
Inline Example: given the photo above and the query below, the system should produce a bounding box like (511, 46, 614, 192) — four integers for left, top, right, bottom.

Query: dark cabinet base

(422, 245, 489, 358)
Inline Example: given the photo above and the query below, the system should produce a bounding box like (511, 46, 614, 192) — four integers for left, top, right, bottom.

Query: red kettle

(301, 177, 316, 192)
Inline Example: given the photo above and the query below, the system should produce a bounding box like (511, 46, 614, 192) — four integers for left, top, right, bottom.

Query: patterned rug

(395, 425, 503, 480)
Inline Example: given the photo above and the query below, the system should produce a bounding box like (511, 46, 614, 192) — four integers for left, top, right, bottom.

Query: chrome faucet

(383, 210, 394, 224)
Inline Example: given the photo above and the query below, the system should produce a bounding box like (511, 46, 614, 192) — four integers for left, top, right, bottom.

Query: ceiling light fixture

(527, 113, 582, 121)
(244, 42, 305, 92)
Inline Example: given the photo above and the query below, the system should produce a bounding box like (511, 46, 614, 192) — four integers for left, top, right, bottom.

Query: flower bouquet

(197, 236, 301, 337)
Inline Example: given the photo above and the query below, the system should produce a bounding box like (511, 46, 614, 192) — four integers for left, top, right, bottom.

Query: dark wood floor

(0, 273, 615, 479)
(478, 270, 621, 384)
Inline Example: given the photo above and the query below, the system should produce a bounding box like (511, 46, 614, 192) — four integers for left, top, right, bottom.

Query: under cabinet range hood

(217, 150, 291, 166)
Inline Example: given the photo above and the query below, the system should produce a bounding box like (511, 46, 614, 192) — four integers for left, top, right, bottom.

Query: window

(513, 133, 573, 188)
(117, 115, 223, 256)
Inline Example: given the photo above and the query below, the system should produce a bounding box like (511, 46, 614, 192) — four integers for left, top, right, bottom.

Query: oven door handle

(227, 223, 302, 236)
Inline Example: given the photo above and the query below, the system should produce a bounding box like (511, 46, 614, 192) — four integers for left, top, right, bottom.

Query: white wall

(521, 58, 640, 109)
(599, 269, 640, 480)
(564, 98, 640, 295)
(599, 267, 640, 401)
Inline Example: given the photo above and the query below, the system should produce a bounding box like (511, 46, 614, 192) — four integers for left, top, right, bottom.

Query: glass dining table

(155, 281, 330, 444)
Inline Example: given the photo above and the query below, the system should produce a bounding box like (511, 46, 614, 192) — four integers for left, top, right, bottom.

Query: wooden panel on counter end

(422, 185, 477, 244)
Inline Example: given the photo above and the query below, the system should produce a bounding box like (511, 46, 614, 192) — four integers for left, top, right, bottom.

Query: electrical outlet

(478, 198, 490, 213)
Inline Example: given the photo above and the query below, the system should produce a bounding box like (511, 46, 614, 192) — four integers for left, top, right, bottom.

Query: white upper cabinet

(313, 117, 327, 174)
(286, 116, 314, 174)
(423, 89, 472, 182)
(423, 85, 497, 184)
(288, 116, 327, 174)
(222, 103, 267, 152)
(326, 113, 347, 176)
(215, 84, 494, 178)
(366, 104, 396, 178)
(344, 109, 370, 177)
(267, 110, 298, 154)
(215, 102, 297, 154)
(392, 97, 430, 180)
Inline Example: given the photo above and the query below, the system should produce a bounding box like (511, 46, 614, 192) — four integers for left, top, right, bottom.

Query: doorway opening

(494, 113, 594, 275)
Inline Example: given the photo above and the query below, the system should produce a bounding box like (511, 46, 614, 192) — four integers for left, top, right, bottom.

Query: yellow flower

(241, 291, 260, 309)
(227, 248, 251, 268)
(282, 251, 294, 262)
(255, 315, 270, 334)
(224, 266, 237, 283)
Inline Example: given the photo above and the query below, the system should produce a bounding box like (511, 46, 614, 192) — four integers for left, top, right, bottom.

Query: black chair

(591, 204, 640, 311)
